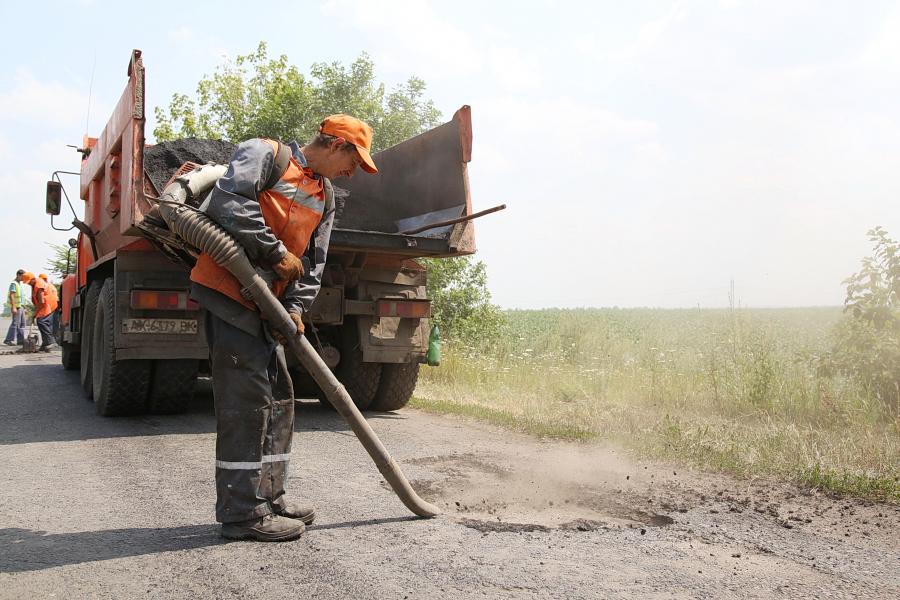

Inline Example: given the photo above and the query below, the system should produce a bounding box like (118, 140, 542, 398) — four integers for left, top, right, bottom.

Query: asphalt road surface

(1, 336, 898, 599)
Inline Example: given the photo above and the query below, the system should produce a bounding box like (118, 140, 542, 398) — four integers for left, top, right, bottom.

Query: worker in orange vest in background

(21, 272, 58, 351)
(38, 274, 60, 339)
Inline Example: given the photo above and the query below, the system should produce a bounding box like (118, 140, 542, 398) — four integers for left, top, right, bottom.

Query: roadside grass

(414, 308, 900, 502)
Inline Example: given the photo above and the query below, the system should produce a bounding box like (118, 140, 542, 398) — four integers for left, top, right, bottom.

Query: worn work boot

(220, 514, 305, 542)
(274, 500, 317, 525)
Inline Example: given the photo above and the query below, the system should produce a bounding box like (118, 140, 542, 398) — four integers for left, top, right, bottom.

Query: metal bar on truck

(329, 230, 450, 255)
(399, 203, 506, 235)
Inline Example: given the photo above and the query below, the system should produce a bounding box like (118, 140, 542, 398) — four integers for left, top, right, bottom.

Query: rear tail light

(375, 299, 431, 318)
(130, 290, 198, 311)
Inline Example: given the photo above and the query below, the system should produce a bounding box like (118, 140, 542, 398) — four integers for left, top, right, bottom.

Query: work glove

(273, 251, 304, 281)
(272, 312, 304, 345)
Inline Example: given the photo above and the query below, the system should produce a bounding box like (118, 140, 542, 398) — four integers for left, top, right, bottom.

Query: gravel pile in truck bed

(144, 138, 237, 194)
(144, 138, 365, 231)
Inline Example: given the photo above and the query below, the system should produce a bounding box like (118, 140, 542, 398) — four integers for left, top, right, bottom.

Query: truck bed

(141, 108, 476, 259)
(77, 50, 476, 276)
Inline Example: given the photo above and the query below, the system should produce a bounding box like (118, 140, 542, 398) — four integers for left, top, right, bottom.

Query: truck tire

(147, 359, 198, 414)
(80, 281, 102, 398)
(61, 342, 80, 370)
(92, 278, 152, 416)
(321, 318, 381, 411)
(371, 363, 420, 412)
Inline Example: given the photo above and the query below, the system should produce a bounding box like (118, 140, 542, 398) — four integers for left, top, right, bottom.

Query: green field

(414, 307, 899, 501)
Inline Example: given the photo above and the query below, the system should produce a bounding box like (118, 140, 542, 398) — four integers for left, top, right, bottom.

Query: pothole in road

(458, 518, 551, 533)
(647, 514, 675, 526)
(456, 517, 610, 533)
(407, 453, 677, 533)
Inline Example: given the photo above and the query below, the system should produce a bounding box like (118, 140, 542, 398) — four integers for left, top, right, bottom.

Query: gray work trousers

(206, 312, 295, 523)
(4, 309, 25, 344)
(36, 314, 55, 348)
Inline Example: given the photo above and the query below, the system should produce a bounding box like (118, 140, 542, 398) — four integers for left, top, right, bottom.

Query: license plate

(122, 318, 198, 335)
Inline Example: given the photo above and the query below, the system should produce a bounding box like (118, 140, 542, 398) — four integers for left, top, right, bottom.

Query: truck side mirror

(46, 181, 62, 216)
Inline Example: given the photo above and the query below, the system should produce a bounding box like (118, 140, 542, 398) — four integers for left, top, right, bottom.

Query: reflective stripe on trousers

(206, 311, 296, 523)
(216, 453, 292, 470)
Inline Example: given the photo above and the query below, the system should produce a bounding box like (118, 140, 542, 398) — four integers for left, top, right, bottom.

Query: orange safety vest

(46, 282, 58, 307)
(190, 139, 328, 310)
(31, 278, 58, 318)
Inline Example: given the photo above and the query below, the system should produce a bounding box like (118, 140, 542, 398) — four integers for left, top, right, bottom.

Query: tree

(155, 44, 501, 343)
(824, 227, 899, 411)
(154, 42, 442, 151)
(422, 256, 504, 343)
(45, 242, 75, 280)
(843, 227, 899, 329)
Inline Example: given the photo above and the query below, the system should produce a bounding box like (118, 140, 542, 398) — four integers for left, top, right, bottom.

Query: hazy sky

(1, 0, 897, 308)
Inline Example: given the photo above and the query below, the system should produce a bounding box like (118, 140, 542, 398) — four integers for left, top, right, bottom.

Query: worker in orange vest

(190, 115, 378, 542)
(38, 274, 57, 302)
(21, 272, 59, 351)
(38, 274, 60, 339)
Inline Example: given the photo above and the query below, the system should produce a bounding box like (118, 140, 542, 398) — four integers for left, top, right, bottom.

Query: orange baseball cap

(21, 271, 35, 283)
(39, 273, 49, 281)
(320, 114, 378, 174)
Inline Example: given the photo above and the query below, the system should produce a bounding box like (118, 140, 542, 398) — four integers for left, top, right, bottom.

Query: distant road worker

(21, 272, 58, 351)
(190, 115, 378, 542)
(4, 269, 27, 346)
(38, 274, 60, 337)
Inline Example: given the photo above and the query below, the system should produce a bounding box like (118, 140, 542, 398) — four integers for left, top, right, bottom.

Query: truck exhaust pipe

(155, 165, 440, 519)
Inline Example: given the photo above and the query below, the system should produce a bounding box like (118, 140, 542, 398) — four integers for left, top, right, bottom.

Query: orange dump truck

(47, 50, 479, 416)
